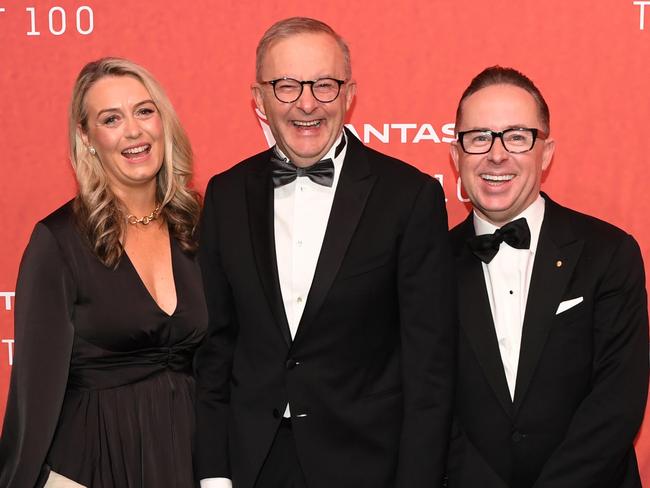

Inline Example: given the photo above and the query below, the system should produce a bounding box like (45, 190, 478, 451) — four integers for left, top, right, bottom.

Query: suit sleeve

(0, 223, 75, 488)
(194, 177, 237, 479)
(533, 233, 649, 488)
(395, 177, 456, 487)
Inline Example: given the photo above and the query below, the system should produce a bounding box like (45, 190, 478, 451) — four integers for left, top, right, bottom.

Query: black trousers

(254, 418, 308, 488)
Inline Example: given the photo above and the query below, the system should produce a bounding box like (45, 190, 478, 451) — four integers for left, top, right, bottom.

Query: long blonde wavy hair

(69, 57, 201, 268)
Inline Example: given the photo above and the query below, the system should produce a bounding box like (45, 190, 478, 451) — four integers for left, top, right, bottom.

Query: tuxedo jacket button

(272, 408, 281, 418)
(511, 431, 525, 443)
(286, 358, 297, 369)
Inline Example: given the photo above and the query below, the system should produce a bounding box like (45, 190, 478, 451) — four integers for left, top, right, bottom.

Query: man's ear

(541, 137, 555, 171)
(344, 80, 356, 111)
(252, 83, 266, 116)
(450, 140, 460, 173)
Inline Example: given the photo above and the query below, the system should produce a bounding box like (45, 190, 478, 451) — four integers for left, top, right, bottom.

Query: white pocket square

(556, 297, 584, 315)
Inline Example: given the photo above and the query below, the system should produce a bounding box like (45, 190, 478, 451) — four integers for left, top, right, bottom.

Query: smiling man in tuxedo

(195, 17, 455, 488)
(447, 66, 648, 488)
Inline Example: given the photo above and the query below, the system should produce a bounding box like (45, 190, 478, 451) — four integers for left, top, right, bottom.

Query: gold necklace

(127, 204, 161, 225)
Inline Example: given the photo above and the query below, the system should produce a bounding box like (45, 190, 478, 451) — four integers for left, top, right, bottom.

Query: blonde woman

(0, 58, 207, 487)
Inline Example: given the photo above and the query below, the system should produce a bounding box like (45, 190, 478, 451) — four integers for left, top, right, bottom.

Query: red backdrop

(1, 0, 649, 482)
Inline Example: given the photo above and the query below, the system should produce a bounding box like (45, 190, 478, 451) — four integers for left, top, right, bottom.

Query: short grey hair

(255, 17, 351, 81)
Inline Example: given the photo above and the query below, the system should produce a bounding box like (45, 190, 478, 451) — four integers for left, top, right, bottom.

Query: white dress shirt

(275, 132, 346, 416)
(200, 133, 346, 488)
(473, 195, 545, 400)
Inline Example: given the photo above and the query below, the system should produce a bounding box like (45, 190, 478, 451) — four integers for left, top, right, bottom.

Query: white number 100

(26, 6, 94, 36)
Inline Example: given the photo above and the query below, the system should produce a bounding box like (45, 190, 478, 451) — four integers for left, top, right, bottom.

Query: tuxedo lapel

(454, 216, 514, 416)
(246, 153, 292, 346)
(512, 196, 584, 413)
(293, 131, 376, 345)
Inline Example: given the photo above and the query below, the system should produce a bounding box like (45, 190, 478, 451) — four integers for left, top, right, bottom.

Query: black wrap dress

(0, 202, 207, 487)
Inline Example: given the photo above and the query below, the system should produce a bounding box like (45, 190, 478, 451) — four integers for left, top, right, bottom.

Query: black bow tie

(468, 217, 531, 264)
(271, 157, 335, 188)
(270, 135, 346, 188)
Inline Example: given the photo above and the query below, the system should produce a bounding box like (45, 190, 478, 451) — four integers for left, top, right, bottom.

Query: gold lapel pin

(556, 260, 563, 268)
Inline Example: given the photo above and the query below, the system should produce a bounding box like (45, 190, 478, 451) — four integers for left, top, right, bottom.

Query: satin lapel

(454, 216, 514, 416)
(246, 155, 292, 346)
(293, 131, 375, 345)
(512, 196, 584, 413)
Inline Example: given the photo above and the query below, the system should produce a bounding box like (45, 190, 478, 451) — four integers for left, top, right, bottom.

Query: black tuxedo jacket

(195, 130, 455, 488)
(447, 194, 648, 488)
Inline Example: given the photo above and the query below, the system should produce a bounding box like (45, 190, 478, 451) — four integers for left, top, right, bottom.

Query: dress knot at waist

(67, 346, 194, 391)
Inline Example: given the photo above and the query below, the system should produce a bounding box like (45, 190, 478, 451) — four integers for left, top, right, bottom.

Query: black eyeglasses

(261, 77, 346, 103)
(457, 128, 548, 154)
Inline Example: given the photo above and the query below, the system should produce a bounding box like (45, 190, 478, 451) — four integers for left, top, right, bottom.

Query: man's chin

(476, 202, 519, 226)
(286, 147, 329, 167)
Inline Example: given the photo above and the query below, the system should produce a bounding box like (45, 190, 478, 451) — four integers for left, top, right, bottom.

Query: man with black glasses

(195, 17, 455, 488)
(447, 66, 648, 488)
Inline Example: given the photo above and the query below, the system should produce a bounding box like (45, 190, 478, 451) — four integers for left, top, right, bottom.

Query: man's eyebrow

(462, 125, 532, 132)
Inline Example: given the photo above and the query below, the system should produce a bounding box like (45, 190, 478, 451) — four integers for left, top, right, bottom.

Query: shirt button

(297, 240, 303, 246)
(297, 297, 303, 304)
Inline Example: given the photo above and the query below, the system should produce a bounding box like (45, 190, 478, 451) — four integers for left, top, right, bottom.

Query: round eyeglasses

(262, 77, 346, 103)
(457, 128, 548, 154)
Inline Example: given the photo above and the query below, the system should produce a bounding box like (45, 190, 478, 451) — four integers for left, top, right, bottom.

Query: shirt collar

(273, 131, 346, 190)
(473, 194, 546, 253)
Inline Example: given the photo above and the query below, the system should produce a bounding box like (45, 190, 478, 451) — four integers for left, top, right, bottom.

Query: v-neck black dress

(0, 202, 207, 488)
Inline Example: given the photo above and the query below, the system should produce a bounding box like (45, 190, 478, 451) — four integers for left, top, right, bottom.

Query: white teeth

(122, 145, 149, 155)
(293, 120, 320, 127)
(481, 174, 514, 182)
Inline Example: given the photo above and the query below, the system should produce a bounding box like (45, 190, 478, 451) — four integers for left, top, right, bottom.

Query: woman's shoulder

(39, 199, 76, 231)
(31, 199, 85, 256)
